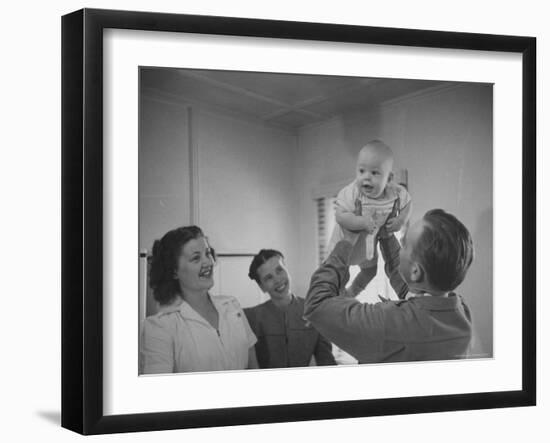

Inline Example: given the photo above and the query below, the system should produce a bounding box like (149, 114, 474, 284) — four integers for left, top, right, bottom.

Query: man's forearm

(303, 241, 352, 320)
(378, 235, 409, 299)
(304, 240, 387, 362)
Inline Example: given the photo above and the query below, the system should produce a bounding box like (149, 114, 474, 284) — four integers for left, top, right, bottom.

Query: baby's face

(355, 147, 393, 198)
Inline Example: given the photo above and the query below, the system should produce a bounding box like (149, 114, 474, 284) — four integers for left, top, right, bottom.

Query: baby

(328, 139, 412, 297)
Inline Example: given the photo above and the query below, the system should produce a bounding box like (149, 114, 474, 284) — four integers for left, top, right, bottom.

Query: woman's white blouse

(140, 295, 257, 374)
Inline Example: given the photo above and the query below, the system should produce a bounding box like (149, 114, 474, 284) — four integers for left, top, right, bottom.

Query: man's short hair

(413, 209, 474, 292)
(248, 249, 284, 286)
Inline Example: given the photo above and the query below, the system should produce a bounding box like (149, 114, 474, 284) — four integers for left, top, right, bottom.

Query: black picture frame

(61, 8, 536, 435)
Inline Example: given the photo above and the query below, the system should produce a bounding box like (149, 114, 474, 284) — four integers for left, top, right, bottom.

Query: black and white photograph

(138, 67, 493, 374)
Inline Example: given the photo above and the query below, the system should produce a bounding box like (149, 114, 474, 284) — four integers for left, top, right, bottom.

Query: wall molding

(141, 86, 297, 136)
(381, 82, 473, 108)
(299, 82, 469, 135)
(188, 107, 200, 226)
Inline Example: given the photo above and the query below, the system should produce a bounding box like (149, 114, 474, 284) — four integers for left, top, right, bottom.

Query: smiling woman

(139, 225, 259, 374)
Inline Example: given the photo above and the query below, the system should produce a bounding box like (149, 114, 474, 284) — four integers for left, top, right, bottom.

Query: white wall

(139, 96, 300, 310)
(195, 110, 299, 257)
(139, 96, 192, 252)
(5, 1, 547, 443)
(297, 83, 493, 356)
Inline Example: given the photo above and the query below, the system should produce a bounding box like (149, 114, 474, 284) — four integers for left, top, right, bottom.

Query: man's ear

(410, 261, 425, 283)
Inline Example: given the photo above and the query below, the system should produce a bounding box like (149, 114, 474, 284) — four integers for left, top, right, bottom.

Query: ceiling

(140, 67, 450, 133)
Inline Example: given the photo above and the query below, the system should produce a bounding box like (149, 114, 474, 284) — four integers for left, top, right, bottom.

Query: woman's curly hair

(149, 225, 212, 305)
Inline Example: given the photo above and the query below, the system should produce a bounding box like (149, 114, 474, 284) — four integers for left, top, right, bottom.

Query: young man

(245, 249, 336, 369)
(304, 209, 474, 364)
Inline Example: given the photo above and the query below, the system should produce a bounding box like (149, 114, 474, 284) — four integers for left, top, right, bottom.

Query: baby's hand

(362, 213, 376, 233)
(384, 216, 401, 233)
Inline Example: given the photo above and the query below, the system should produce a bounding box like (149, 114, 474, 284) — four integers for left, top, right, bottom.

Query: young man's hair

(248, 249, 284, 286)
(413, 209, 474, 292)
